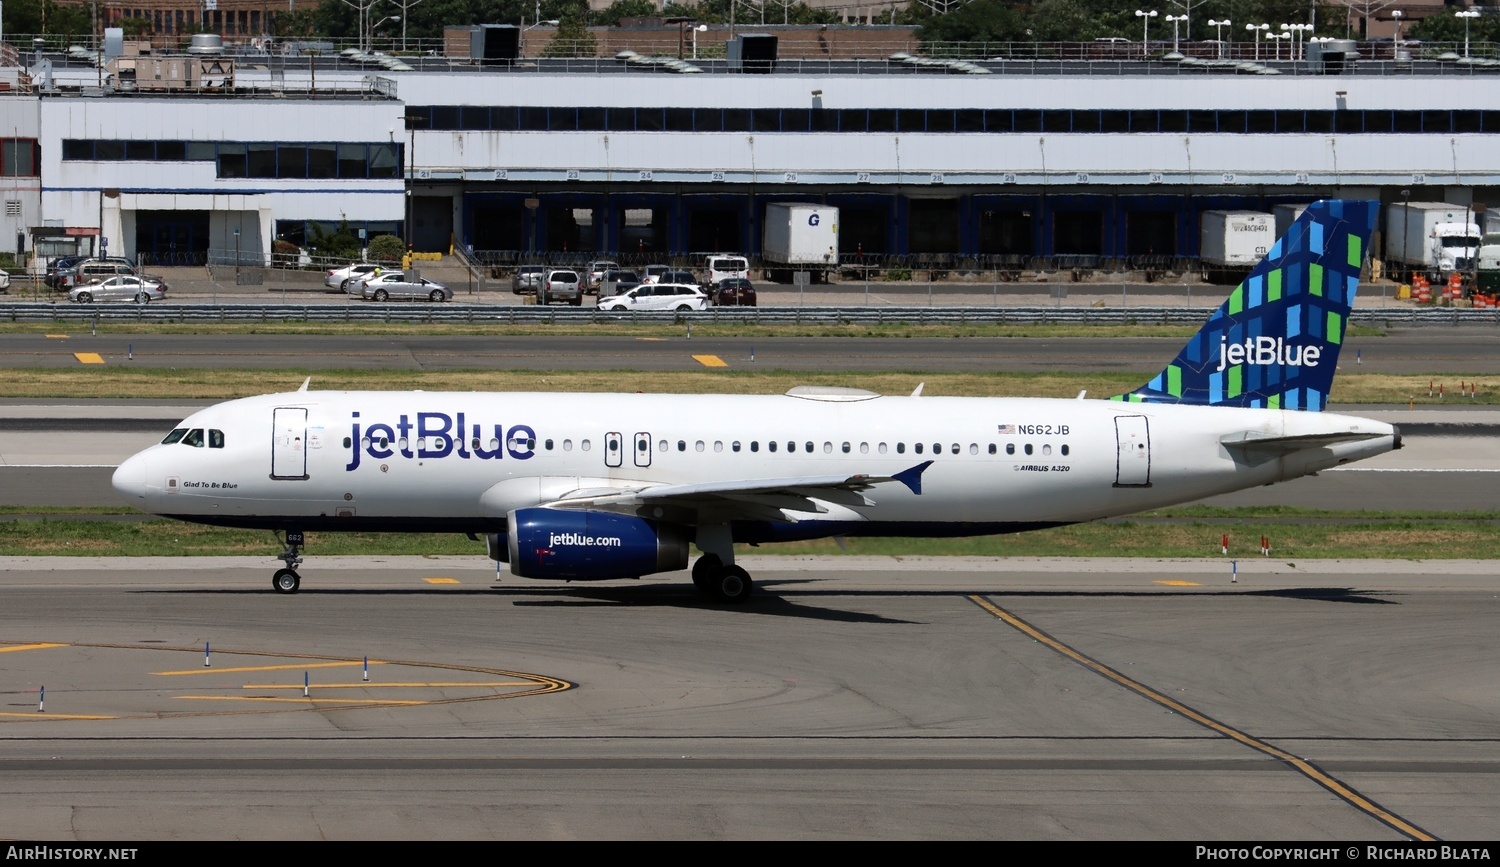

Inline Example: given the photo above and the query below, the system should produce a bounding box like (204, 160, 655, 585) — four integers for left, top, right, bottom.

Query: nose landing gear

(272, 530, 305, 593)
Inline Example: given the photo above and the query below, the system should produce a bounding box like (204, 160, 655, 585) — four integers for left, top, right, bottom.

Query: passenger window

(823, 442, 832, 454)
(1043, 444, 1052, 455)
(732, 441, 741, 452)
(344, 437, 352, 448)
(1025, 444, 1034, 455)
(860, 443, 869, 454)
(897, 443, 905, 454)
(678, 440, 687, 451)
(563, 439, 573, 451)
(968, 444, 977, 455)
(1062, 444, 1070, 456)
(658, 439, 668, 452)
(769, 441, 778, 452)
(182, 429, 205, 447)
(841, 442, 851, 453)
(581, 439, 592, 451)
(545, 439, 555, 450)
(915, 443, 924, 454)
(933, 443, 941, 454)
(804, 442, 813, 453)
(695, 441, 704, 452)
(1006, 444, 1015, 455)
(161, 428, 187, 444)
(209, 430, 225, 448)
(878, 443, 888, 454)
(714, 441, 723, 452)
(988, 444, 997, 455)
(951, 444, 959, 454)
(750, 441, 759, 452)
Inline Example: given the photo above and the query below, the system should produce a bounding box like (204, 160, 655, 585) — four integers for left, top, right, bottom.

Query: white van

(705, 254, 749, 286)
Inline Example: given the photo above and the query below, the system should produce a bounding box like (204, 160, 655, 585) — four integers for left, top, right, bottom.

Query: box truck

(1384, 202, 1481, 280)
(1199, 210, 1274, 284)
(762, 202, 838, 283)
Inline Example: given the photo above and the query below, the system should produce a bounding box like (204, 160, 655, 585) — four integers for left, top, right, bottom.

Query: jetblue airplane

(112, 200, 1399, 602)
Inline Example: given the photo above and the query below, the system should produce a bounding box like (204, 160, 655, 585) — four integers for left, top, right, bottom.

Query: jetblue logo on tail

(1114, 199, 1378, 412)
(1216, 336, 1322, 373)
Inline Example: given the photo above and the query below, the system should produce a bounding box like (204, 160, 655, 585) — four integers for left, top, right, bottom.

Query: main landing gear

(691, 554, 753, 603)
(272, 530, 305, 593)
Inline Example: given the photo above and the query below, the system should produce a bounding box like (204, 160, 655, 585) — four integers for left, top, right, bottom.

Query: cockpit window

(161, 428, 187, 444)
(208, 429, 225, 449)
(182, 429, 205, 447)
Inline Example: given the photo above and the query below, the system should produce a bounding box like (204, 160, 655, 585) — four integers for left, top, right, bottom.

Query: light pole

(1165, 14, 1187, 53)
(1136, 9, 1158, 57)
(1282, 23, 1312, 61)
(370, 14, 400, 51)
(1268, 30, 1289, 60)
(1392, 10, 1403, 51)
(1245, 23, 1268, 60)
(1208, 18, 1230, 57)
(693, 23, 707, 59)
(521, 18, 558, 56)
(1457, 9, 1479, 58)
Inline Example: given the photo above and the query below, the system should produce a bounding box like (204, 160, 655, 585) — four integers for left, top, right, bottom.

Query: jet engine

(506, 508, 689, 580)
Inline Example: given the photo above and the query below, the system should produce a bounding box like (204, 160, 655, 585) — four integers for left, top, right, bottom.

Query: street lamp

(1136, 9, 1158, 58)
(1245, 23, 1269, 60)
(1165, 14, 1187, 54)
(1208, 18, 1230, 58)
(370, 14, 400, 51)
(693, 23, 708, 59)
(521, 17, 558, 56)
(1392, 10, 1404, 50)
(1267, 30, 1290, 60)
(1282, 23, 1312, 61)
(1457, 9, 1480, 58)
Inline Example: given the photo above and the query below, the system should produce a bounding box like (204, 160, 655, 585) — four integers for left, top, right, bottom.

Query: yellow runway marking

(0, 643, 68, 653)
(176, 696, 427, 706)
(0, 712, 117, 720)
(423, 577, 460, 585)
(693, 354, 728, 367)
(155, 661, 380, 676)
(243, 681, 538, 689)
(1154, 579, 1201, 587)
(967, 594, 1437, 842)
(74, 352, 105, 364)
(637, 337, 667, 341)
(45, 334, 68, 339)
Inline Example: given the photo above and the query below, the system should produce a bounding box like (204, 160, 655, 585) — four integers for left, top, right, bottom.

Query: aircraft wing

(544, 461, 933, 523)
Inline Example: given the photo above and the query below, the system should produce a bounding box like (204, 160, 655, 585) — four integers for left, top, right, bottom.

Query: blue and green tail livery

(1113, 199, 1378, 411)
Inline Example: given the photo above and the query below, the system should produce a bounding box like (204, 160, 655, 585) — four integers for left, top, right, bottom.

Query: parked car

(713, 277, 757, 307)
(0, 268, 9, 293)
(69, 274, 168, 304)
(325, 262, 384, 292)
(46, 256, 89, 289)
(596, 282, 708, 312)
(362, 275, 451, 302)
(538, 269, 583, 306)
(512, 265, 545, 294)
(641, 264, 672, 284)
(657, 269, 698, 287)
(54, 257, 137, 291)
(597, 268, 642, 297)
(584, 259, 620, 293)
(705, 254, 750, 285)
(345, 269, 402, 296)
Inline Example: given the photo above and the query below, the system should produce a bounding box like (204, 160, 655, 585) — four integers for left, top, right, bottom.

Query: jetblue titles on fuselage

(345, 410, 536, 471)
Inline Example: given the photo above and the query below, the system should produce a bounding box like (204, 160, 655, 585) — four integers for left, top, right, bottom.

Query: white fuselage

(112, 389, 1398, 539)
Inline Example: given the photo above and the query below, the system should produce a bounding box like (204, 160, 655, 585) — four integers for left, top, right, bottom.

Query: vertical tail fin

(1113, 199, 1378, 411)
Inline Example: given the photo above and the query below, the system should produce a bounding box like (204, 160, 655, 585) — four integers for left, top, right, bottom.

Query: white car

(69, 274, 169, 304)
(0, 268, 9, 293)
(326, 263, 384, 292)
(585, 259, 619, 293)
(596, 282, 708, 312)
(361, 275, 451, 302)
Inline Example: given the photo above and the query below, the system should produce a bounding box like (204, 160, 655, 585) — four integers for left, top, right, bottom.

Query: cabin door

(633, 431, 653, 468)
(1113, 415, 1151, 487)
(271, 407, 309, 480)
(605, 431, 623, 468)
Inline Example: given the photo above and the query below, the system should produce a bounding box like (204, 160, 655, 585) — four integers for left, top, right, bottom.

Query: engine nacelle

(484, 533, 509, 563)
(506, 508, 689, 580)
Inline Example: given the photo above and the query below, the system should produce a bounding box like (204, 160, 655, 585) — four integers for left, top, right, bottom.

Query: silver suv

(512, 265, 545, 295)
(55, 257, 137, 290)
(537, 269, 582, 306)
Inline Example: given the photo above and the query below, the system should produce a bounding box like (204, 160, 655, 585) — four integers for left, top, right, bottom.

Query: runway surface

(1, 331, 1496, 841)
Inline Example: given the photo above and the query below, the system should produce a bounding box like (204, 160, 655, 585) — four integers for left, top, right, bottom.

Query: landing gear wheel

(691, 555, 722, 592)
(272, 568, 301, 593)
(715, 565, 752, 604)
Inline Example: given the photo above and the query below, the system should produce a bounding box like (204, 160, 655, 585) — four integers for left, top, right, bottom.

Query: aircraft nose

(112, 452, 149, 504)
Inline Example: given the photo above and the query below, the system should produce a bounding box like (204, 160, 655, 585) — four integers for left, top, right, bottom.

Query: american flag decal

(996, 424, 1016, 434)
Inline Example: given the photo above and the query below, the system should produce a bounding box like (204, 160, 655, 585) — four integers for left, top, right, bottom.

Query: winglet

(892, 460, 934, 495)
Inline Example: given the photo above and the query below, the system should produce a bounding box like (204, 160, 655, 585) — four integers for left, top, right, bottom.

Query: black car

(713, 277, 757, 307)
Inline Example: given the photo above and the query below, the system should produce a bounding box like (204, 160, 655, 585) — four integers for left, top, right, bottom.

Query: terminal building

(2, 31, 1499, 276)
